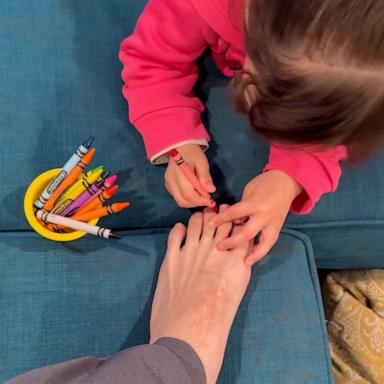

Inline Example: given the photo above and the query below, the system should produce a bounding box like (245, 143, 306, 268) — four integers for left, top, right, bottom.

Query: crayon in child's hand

(169, 149, 217, 212)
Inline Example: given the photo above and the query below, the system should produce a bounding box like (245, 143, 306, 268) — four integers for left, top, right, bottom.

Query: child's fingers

(177, 177, 212, 207)
(209, 202, 251, 228)
(165, 181, 194, 208)
(230, 222, 254, 253)
(234, 217, 248, 225)
(214, 205, 233, 242)
(245, 226, 279, 266)
(194, 158, 216, 193)
(216, 216, 263, 251)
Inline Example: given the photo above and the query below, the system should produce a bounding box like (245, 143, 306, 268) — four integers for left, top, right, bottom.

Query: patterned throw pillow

(323, 270, 384, 384)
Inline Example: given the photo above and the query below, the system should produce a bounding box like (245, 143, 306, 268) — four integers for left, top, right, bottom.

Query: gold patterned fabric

(322, 270, 384, 384)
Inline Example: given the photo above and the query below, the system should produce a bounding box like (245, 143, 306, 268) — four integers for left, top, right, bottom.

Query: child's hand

(165, 144, 216, 208)
(209, 171, 303, 266)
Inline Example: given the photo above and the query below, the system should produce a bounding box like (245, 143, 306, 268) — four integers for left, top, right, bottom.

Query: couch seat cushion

(1, 229, 332, 384)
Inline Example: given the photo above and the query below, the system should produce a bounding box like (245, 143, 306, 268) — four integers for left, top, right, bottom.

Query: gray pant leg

(7, 338, 206, 384)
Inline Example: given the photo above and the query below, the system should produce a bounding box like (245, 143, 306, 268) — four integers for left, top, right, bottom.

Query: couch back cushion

(1, 0, 383, 252)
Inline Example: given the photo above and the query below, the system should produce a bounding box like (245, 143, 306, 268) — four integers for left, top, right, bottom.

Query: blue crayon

(33, 136, 94, 209)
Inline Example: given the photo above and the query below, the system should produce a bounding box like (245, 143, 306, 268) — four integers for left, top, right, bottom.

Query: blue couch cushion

(1, 229, 332, 384)
(0, 0, 383, 268)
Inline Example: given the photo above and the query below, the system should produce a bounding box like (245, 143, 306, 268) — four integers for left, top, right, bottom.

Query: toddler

(120, 0, 384, 265)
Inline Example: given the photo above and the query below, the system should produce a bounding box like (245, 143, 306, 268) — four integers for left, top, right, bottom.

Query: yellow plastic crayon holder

(24, 168, 99, 242)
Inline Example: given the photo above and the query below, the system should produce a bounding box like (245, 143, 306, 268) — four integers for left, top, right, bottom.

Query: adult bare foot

(150, 206, 252, 384)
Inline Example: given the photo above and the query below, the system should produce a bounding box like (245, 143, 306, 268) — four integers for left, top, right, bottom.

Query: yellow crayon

(65, 166, 103, 198)
(56, 166, 103, 204)
(52, 166, 104, 215)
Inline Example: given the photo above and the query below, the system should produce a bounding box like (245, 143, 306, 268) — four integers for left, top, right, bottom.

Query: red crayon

(78, 185, 119, 215)
(169, 149, 217, 212)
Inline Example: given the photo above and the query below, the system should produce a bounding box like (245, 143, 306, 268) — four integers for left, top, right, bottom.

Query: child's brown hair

(234, 0, 384, 160)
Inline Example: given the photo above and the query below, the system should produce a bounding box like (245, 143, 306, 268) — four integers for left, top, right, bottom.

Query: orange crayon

(47, 185, 118, 233)
(72, 202, 129, 222)
(53, 202, 129, 232)
(46, 223, 55, 232)
(43, 148, 96, 212)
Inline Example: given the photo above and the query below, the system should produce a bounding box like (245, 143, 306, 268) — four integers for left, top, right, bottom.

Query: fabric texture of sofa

(1, 1, 383, 383)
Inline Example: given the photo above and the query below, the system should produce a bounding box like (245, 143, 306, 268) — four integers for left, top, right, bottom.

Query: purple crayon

(61, 175, 118, 217)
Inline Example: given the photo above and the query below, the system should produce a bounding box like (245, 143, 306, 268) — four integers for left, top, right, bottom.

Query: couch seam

(287, 219, 384, 229)
(281, 228, 334, 384)
(2, 219, 384, 234)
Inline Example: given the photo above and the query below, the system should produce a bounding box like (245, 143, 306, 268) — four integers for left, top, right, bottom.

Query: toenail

(175, 223, 186, 231)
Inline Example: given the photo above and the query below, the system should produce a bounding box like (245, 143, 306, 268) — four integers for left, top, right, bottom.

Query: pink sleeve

(119, 0, 210, 161)
(264, 145, 348, 214)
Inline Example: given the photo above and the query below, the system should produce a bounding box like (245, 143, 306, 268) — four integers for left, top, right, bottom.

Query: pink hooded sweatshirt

(119, 0, 347, 214)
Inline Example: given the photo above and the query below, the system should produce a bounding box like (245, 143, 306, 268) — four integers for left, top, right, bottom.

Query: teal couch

(1, 1, 383, 383)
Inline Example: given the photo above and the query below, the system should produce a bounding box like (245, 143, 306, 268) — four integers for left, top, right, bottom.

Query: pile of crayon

(33, 137, 128, 240)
